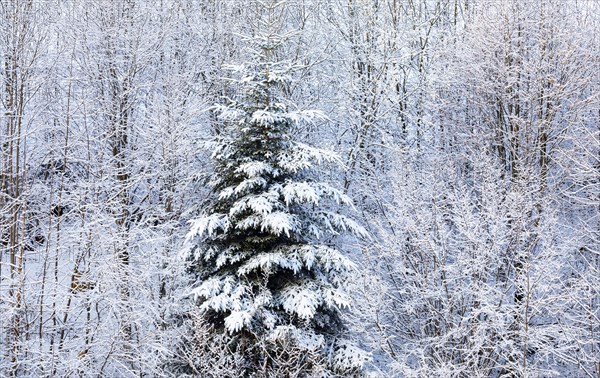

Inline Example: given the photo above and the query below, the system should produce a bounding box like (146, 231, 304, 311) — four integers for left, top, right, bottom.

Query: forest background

(0, 0, 598, 377)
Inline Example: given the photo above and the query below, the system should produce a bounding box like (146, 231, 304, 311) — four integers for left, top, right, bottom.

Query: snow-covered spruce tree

(182, 33, 370, 377)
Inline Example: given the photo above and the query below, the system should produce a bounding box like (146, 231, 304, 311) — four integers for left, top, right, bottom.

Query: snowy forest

(0, 0, 599, 376)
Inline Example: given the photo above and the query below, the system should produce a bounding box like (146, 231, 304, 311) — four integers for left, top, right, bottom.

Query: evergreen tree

(183, 24, 370, 377)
